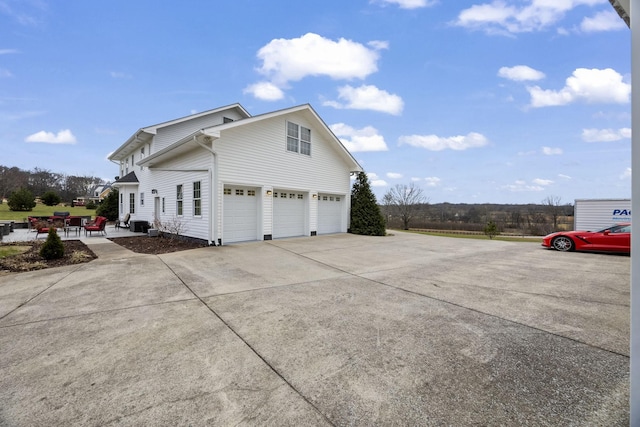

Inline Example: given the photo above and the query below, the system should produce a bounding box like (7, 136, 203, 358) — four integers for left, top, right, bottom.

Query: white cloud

(411, 177, 422, 182)
(243, 81, 285, 101)
(324, 84, 404, 115)
(373, 0, 438, 9)
(558, 174, 572, 179)
(580, 10, 627, 32)
(0, 49, 19, 55)
(254, 33, 382, 86)
(367, 172, 388, 187)
(0, 68, 12, 78)
(498, 65, 545, 81)
(25, 129, 77, 144)
(424, 177, 441, 187)
(620, 167, 631, 179)
(455, 0, 606, 35)
(386, 172, 403, 179)
(542, 146, 563, 155)
(399, 132, 488, 151)
(532, 178, 553, 186)
(330, 123, 389, 152)
(528, 68, 630, 107)
(582, 127, 631, 142)
(502, 179, 545, 192)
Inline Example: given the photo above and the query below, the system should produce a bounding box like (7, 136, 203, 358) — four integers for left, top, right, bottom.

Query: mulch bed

(107, 236, 208, 255)
(0, 240, 97, 273)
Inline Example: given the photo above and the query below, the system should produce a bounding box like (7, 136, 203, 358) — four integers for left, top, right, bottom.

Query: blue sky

(0, 0, 631, 204)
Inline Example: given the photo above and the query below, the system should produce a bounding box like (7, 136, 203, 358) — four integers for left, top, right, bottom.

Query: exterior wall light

(266, 190, 273, 196)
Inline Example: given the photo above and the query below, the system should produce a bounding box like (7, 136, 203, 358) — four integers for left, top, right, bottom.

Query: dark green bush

(40, 228, 65, 259)
(41, 190, 62, 206)
(484, 220, 499, 240)
(7, 188, 36, 211)
(96, 189, 118, 220)
(85, 200, 97, 210)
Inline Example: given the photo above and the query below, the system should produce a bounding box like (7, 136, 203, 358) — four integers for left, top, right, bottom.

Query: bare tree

(542, 195, 562, 232)
(383, 183, 428, 230)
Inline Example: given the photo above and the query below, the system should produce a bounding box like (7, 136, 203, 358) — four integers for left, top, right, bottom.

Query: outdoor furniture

(130, 220, 150, 233)
(115, 213, 130, 229)
(65, 216, 83, 236)
(84, 216, 107, 236)
(35, 220, 61, 238)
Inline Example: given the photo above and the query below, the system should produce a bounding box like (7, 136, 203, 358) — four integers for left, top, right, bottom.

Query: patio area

(0, 222, 147, 243)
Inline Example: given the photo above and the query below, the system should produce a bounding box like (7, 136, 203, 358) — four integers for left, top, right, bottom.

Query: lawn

(0, 203, 96, 221)
(407, 229, 542, 243)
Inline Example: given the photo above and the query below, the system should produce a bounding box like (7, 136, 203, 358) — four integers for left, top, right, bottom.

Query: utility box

(574, 199, 631, 231)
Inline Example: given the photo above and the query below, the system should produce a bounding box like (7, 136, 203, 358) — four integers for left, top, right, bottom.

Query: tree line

(380, 183, 573, 235)
(0, 165, 105, 203)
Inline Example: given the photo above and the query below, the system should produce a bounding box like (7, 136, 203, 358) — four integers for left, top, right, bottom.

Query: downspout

(193, 134, 218, 246)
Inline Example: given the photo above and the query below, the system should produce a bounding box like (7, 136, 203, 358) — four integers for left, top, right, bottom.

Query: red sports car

(541, 223, 630, 253)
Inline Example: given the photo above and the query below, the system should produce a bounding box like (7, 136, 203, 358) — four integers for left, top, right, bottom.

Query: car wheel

(552, 236, 574, 252)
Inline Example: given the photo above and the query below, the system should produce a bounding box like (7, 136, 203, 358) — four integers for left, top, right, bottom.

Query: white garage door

(273, 190, 305, 238)
(318, 194, 343, 234)
(223, 186, 258, 243)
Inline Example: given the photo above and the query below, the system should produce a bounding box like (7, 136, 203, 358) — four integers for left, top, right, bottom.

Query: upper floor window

(287, 121, 311, 156)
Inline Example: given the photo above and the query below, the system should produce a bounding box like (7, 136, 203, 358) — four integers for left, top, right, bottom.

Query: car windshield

(596, 224, 631, 233)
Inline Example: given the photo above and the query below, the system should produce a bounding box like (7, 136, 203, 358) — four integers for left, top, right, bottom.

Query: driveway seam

(0, 264, 85, 323)
(0, 297, 199, 329)
(157, 255, 337, 427)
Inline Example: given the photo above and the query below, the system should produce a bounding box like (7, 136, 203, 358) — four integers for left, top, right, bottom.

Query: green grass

(0, 246, 31, 258)
(0, 203, 96, 221)
(405, 229, 541, 243)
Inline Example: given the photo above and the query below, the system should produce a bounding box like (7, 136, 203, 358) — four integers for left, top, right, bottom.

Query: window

(280, 192, 287, 198)
(286, 121, 311, 155)
(248, 190, 256, 196)
(224, 188, 231, 195)
(297, 194, 303, 199)
(289, 193, 295, 199)
(140, 192, 145, 206)
(120, 193, 123, 213)
(193, 181, 201, 216)
(162, 197, 165, 213)
(129, 193, 135, 214)
(236, 189, 244, 196)
(177, 185, 183, 216)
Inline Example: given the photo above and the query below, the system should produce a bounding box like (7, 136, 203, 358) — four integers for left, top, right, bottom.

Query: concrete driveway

(0, 232, 629, 426)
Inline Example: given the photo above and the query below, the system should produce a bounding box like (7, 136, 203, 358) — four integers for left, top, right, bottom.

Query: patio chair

(84, 216, 108, 236)
(116, 213, 131, 229)
(35, 220, 59, 238)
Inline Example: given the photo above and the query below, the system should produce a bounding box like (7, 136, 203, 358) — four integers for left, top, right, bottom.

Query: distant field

(0, 203, 96, 221)
(406, 229, 541, 243)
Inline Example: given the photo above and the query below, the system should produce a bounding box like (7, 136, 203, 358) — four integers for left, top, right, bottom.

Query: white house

(108, 103, 363, 245)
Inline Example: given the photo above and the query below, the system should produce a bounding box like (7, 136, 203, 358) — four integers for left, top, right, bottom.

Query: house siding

(111, 105, 359, 244)
(153, 111, 245, 152)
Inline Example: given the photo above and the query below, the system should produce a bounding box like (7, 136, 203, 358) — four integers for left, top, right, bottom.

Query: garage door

(273, 190, 305, 238)
(318, 194, 343, 234)
(223, 186, 258, 243)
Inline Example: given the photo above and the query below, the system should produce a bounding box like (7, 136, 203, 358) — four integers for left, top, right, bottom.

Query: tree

(41, 190, 62, 206)
(350, 172, 386, 236)
(383, 183, 428, 230)
(7, 188, 36, 211)
(96, 189, 119, 221)
(542, 195, 563, 232)
(483, 220, 499, 239)
(40, 228, 64, 260)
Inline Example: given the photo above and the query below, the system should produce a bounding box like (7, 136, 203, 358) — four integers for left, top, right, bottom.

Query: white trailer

(574, 198, 631, 231)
